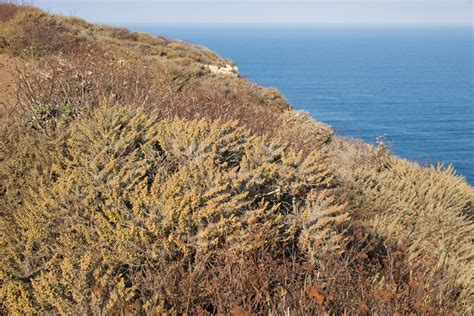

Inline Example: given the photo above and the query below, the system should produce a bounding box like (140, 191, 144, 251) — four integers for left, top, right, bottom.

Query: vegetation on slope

(0, 3, 473, 314)
(0, 107, 345, 314)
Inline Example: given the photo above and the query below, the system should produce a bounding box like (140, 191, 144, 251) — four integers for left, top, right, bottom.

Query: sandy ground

(0, 53, 18, 110)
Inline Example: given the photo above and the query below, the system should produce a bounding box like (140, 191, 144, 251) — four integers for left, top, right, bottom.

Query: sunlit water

(126, 25, 474, 184)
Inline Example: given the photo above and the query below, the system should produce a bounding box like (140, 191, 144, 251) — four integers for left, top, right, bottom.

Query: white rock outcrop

(207, 64, 239, 77)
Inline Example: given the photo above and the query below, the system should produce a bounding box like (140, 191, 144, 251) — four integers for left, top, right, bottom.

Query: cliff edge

(0, 3, 473, 314)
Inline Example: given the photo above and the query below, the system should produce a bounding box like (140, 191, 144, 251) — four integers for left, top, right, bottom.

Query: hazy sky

(34, 0, 473, 25)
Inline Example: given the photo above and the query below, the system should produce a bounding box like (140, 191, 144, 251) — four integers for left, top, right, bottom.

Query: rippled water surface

(127, 25, 474, 184)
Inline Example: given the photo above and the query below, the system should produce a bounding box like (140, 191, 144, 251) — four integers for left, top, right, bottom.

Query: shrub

(0, 8, 88, 57)
(13, 51, 293, 137)
(276, 110, 333, 153)
(15, 53, 161, 123)
(0, 107, 348, 314)
(1, 107, 466, 314)
(1, 4, 473, 313)
(0, 2, 22, 22)
(352, 156, 474, 312)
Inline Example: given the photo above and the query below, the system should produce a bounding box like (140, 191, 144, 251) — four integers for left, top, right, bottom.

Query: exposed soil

(0, 53, 18, 110)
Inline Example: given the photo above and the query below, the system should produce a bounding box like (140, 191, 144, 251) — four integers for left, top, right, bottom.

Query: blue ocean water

(127, 25, 474, 184)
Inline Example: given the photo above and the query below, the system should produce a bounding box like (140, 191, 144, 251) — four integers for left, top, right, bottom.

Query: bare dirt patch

(0, 53, 18, 110)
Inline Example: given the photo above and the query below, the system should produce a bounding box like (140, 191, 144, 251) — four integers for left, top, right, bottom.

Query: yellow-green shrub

(276, 110, 333, 153)
(353, 156, 474, 311)
(0, 107, 347, 314)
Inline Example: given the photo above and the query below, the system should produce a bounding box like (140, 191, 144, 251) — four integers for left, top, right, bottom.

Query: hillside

(0, 3, 473, 314)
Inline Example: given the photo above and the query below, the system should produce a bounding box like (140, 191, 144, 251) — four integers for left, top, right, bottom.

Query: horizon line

(103, 21, 474, 26)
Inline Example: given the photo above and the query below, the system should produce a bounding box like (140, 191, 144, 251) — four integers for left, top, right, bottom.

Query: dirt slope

(0, 53, 17, 109)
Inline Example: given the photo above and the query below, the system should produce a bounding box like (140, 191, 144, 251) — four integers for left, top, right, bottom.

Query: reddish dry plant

(118, 220, 460, 314)
(0, 2, 22, 22)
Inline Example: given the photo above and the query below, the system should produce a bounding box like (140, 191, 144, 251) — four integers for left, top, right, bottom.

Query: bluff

(0, 3, 473, 314)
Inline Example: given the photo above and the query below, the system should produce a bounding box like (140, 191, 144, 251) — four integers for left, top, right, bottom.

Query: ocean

(126, 25, 474, 184)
